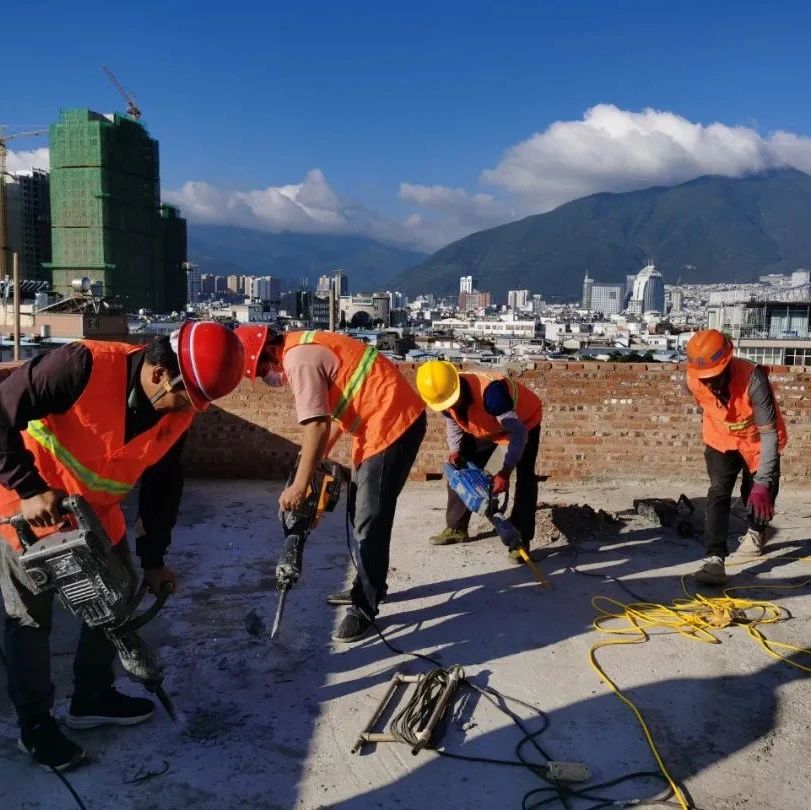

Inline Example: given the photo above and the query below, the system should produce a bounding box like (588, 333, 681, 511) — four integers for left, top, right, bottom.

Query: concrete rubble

(1, 478, 810, 810)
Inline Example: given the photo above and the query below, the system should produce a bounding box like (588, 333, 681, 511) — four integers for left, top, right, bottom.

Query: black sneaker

(18, 714, 85, 771)
(331, 607, 372, 643)
(326, 588, 388, 607)
(66, 687, 155, 730)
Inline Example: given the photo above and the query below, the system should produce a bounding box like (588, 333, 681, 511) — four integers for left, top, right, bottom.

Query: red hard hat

(175, 321, 245, 411)
(235, 324, 272, 380)
(685, 329, 734, 379)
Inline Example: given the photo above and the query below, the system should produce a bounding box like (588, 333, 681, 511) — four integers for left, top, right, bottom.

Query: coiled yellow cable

(588, 558, 811, 810)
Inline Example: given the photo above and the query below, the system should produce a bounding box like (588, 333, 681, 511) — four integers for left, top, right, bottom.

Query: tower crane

(102, 65, 142, 119)
(0, 127, 47, 278)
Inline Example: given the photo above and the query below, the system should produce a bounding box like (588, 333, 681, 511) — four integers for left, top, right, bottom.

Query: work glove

(747, 483, 774, 524)
(448, 452, 464, 469)
(492, 469, 511, 495)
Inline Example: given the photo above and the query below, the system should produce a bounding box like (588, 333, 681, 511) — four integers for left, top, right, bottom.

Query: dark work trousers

(703, 445, 780, 559)
(0, 538, 132, 729)
(349, 412, 427, 617)
(446, 424, 542, 544)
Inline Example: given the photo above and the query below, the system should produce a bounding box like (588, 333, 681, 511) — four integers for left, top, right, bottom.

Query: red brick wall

(183, 363, 811, 484)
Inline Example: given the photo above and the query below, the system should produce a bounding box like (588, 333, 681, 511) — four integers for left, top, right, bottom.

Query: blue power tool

(443, 463, 550, 587)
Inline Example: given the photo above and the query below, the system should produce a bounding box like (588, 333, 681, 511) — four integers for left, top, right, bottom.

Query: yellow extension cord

(587, 557, 811, 810)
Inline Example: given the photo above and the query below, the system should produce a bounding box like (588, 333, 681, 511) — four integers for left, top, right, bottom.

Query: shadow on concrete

(325, 654, 811, 810)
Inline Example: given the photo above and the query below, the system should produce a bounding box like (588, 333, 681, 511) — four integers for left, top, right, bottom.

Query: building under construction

(44, 108, 187, 312)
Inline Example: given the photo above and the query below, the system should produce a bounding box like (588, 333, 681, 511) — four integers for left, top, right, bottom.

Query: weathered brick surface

(183, 363, 811, 484)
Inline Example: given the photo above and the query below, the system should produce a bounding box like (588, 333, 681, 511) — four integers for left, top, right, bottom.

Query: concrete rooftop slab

(1, 480, 810, 810)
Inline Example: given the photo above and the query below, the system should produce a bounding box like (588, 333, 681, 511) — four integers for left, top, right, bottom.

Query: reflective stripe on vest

(26, 419, 133, 495)
(298, 332, 378, 428)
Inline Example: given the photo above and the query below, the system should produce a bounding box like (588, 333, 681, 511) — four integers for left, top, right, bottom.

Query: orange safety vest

(0, 341, 194, 552)
(687, 357, 787, 473)
(282, 331, 425, 465)
(449, 372, 543, 443)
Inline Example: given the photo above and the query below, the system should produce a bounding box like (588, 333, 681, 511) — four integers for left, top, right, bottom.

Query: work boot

(18, 714, 85, 771)
(326, 588, 387, 607)
(331, 606, 372, 643)
(736, 527, 767, 557)
(66, 687, 155, 730)
(693, 556, 727, 585)
(429, 528, 470, 546)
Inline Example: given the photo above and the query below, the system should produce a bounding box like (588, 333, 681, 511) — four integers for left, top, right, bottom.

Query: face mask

(261, 370, 287, 388)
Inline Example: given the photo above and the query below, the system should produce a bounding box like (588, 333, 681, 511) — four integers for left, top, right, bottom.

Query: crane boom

(102, 65, 142, 119)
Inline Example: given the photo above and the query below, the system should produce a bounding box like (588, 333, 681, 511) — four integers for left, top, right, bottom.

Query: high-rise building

(332, 269, 348, 296)
(459, 275, 474, 294)
(200, 273, 216, 296)
(227, 274, 243, 295)
(251, 276, 281, 302)
(670, 289, 684, 313)
(215, 275, 228, 295)
(186, 264, 201, 304)
(507, 289, 530, 310)
(628, 264, 665, 314)
(157, 205, 187, 311)
(591, 282, 624, 315)
(4, 169, 51, 282)
(581, 273, 594, 309)
(45, 108, 186, 311)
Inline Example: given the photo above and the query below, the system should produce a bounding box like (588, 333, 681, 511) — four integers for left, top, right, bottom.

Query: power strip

(545, 761, 592, 783)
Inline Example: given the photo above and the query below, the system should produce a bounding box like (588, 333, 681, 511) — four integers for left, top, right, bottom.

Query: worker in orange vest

(415, 360, 543, 560)
(685, 329, 787, 585)
(0, 322, 244, 771)
(237, 327, 426, 644)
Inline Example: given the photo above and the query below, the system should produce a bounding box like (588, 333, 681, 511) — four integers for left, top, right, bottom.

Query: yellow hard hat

(415, 360, 461, 411)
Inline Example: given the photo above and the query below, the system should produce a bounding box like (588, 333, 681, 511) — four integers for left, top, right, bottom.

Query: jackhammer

(2, 495, 177, 719)
(444, 462, 550, 587)
(271, 456, 343, 639)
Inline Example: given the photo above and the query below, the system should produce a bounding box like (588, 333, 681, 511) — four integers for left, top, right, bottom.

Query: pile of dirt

(535, 502, 622, 545)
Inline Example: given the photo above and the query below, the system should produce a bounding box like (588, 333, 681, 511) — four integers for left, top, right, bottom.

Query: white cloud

(165, 169, 453, 250)
(9, 106, 811, 253)
(481, 104, 811, 211)
(6, 147, 50, 175)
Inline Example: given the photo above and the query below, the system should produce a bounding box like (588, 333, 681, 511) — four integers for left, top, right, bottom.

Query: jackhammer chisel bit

(271, 531, 306, 638)
(268, 458, 343, 640)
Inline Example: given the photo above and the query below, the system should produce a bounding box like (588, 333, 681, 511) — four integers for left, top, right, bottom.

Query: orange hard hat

(685, 329, 733, 379)
(175, 321, 245, 411)
(234, 324, 273, 380)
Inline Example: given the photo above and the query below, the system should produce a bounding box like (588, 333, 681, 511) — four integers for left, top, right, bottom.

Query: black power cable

(343, 505, 692, 809)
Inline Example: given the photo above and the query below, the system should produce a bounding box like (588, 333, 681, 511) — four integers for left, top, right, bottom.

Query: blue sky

(4, 1, 811, 250)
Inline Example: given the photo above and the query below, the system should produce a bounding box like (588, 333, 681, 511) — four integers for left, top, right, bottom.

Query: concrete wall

(183, 363, 811, 484)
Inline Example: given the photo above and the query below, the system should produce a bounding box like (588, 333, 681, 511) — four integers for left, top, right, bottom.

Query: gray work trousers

(348, 413, 426, 616)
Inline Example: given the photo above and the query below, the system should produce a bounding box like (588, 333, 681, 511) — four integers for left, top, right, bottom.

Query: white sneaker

(736, 528, 767, 557)
(693, 556, 727, 585)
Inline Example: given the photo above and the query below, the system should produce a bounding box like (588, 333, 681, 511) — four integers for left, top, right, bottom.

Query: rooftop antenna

(102, 65, 142, 119)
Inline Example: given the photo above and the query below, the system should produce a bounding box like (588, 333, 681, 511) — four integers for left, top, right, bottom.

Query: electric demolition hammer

(2, 495, 177, 718)
(444, 462, 549, 587)
(271, 456, 343, 638)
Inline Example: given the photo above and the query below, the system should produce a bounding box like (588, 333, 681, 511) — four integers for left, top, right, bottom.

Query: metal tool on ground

(2, 495, 177, 719)
(352, 665, 465, 755)
(271, 456, 343, 639)
(444, 463, 550, 587)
